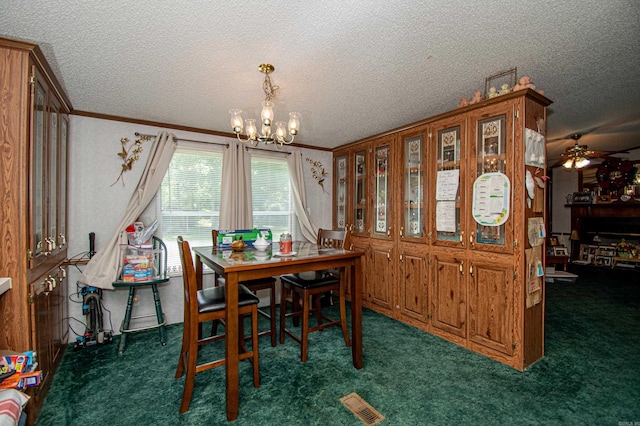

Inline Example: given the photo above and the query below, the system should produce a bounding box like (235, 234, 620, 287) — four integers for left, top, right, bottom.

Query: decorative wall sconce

(306, 157, 328, 192)
(111, 134, 151, 186)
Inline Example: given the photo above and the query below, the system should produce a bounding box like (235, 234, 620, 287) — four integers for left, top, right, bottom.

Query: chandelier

(229, 63, 300, 147)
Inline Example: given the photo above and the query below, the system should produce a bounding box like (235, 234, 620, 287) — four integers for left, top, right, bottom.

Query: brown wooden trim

(71, 110, 333, 151)
(72, 110, 237, 138)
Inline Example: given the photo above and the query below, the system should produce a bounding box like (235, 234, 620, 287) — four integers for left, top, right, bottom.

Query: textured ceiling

(1, 1, 639, 165)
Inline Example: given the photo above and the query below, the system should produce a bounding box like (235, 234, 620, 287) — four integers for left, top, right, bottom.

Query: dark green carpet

(37, 268, 640, 425)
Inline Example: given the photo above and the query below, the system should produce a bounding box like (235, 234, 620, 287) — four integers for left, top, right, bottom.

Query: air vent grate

(340, 392, 385, 425)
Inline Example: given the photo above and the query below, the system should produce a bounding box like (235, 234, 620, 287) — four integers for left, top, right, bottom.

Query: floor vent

(340, 392, 385, 425)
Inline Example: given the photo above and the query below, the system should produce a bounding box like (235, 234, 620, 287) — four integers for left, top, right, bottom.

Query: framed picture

(553, 246, 568, 256)
(595, 256, 612, 267)
(484, 67, 517, 98)
(549, 236, 559, 246)
(572, 191, 593, 204)
(598, 247, 616, 257)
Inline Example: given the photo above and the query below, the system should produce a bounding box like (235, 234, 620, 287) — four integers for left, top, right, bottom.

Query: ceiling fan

(551, 134, 622, 169)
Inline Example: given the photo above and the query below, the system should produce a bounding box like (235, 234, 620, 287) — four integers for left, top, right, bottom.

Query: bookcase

(0, 36, 71, 422)
(333, 89, 552, 370)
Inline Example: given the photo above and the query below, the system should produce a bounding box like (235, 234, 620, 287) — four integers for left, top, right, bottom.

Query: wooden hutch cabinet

(0, 37, 70, 420)
(334, 89, 551, 370)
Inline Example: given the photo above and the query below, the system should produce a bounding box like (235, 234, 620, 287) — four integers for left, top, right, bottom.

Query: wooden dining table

(192, 241, 364, 421)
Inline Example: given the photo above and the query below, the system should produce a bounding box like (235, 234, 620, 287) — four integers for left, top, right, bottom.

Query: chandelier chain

(262, 73, 279, 102)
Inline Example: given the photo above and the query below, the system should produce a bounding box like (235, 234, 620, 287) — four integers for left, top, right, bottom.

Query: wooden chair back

(177, 236, 198, 327)
(316, 228, 350, 250)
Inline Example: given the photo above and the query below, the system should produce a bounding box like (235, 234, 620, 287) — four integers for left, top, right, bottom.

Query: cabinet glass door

(30, 76, 46, 262)
(475, 114, 507, 246)
(403, 136, 423, 238)
(435, 126, 463, 244)
(48, 102, 59, 252)
(374, 144, 390, 237)
(58, 114, 68, 248)
(335, 154, 348, 230)
(353, 149, 367, 234)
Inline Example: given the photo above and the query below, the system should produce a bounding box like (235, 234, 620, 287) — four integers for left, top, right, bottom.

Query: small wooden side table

(546, 255, 570, 271)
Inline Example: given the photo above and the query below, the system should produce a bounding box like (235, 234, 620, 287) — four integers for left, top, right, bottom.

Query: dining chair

(175, 236, 260, 414)
(279, 229, 351, 362)
(211, 230, 278, 347)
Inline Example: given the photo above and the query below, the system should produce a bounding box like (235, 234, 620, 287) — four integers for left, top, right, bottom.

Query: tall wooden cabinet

(334, 89, 551, 370)
(0, 37, 71, 421)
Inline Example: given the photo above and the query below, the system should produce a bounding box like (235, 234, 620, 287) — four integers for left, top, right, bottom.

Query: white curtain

(288, 149, 318, 242)
(80, 131, 177, 290)
(219, 141, 253, 229)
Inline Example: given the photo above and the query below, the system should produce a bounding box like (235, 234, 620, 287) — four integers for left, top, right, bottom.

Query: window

(158, 147, 296, 273)
(159, 148, 223, 272)
(250, 154, 294, 239)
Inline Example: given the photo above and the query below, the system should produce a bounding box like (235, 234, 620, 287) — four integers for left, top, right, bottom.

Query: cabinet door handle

(59, 233, 66, 246)
(470, 232, 475, 248)
(45, 276, 55, 293)
(459, 261, 464, 275)
(470, 262, 474, 277)
(399, 226, 404, 237)
(59, 266, 66, 279)
(387, 226, 392, 237)
(460, 230, 465, 247)
(387, 250, 391, 261)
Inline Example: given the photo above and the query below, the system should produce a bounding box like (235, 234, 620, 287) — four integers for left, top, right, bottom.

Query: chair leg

(269, 284, 277, 347)
(179, 328, 199, 414)
(251, 305, 260, 387)
(118, 286, 136, 355)
(301, 290, 311, 363)
(292, 291, 301, 327)
(339, 285, 351, 347)
(314, 294, 323, 326)
(175, 311, 189, 379)
(239, 315, 246, 354)
(151, 284, 167, 346)
(279, 283, 288, 344)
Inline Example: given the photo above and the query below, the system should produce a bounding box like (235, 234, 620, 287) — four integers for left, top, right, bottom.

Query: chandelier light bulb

(288, 112, 300, 135)
(229, 109, 244, 134)
(261, 101, 274, 125)
(245, 119, 257, 140)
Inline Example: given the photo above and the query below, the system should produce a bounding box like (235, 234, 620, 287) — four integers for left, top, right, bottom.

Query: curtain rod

(135, 132, 229, 147)
(243, 145, 291, 155)
(135, 132, 290, 154)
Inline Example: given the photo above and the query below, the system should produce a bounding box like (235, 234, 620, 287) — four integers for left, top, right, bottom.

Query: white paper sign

(436, 169, 460, 201)
(525, 128, 545, 167)
(436, 201, 457, 232)
(472, 172, 510, 226)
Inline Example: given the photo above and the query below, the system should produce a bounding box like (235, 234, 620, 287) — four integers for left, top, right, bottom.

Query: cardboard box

(215, 229, 272, 248)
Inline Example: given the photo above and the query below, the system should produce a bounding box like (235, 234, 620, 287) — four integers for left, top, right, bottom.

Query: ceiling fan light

(563, 158, 575, 169)
(575, 157, 591, 168)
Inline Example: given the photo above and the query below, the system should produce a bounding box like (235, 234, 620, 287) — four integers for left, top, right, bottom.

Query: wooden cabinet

(30, 265, 68, 399)
(430, 248, 467, 345)
(397, 243, 429, 326)
(333, 143, 370, 238)
(367, 241, 395, 315)
(467, 253, 514, 359)
(0, 36, 71, 421)
(334, 89, 551, 370)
